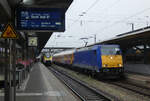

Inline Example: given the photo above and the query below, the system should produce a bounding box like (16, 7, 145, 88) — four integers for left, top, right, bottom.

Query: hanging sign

(16, 7, 65, 32)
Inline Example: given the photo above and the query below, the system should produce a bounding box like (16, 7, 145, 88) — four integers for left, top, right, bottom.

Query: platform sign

(16, 7, 65, 32)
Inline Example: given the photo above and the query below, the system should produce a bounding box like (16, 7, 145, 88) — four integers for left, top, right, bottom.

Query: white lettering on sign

(30, 15, 50, 19)
(55, 22, 61, 25)
(41, 22, 51, 25)
(31, 15, 39, 19)
(40, 16, 46, 19)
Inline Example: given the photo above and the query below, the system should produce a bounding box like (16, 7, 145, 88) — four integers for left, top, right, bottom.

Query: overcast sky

(45, 0, 150, 48)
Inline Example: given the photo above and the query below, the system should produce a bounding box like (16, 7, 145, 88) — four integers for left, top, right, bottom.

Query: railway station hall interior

(1, 0, 150, 101)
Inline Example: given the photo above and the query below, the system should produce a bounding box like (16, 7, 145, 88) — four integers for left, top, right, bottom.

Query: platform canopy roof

(99, 26, 150, 49)
(0, 0, 72, 21)
(22, 0, 73, 8)
(0, 0, 73, 55)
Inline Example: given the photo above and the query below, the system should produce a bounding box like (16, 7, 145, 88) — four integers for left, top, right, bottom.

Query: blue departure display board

(16, 7, 65, 31)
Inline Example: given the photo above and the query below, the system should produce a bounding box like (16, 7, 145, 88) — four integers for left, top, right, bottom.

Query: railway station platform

(124, 64, 150, 88)
(0, 62, 79, 101)
(124, 64, 150, 75)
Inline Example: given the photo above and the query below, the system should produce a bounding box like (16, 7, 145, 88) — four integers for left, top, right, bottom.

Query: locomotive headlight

(103, 64, 107, 67)
(118, 64, 122, 67)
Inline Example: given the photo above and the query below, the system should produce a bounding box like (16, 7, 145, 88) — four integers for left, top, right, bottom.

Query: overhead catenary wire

(95, 0, 121, 22)
(67, 0, 122, 31)
(54, 1, 150, 47)
(66, 3, 127, 45)
(68, 0, 101, 28)
(67, 17, 148, 23)
(67, 18, 102, 23)
(95, 7, 150, 34)
(84, 0, 100, 13)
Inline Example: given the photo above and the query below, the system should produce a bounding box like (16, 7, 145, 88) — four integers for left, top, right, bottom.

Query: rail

(48, 67, 112, 101)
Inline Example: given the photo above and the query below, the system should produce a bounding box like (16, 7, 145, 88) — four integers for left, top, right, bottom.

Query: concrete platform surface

(0, 62, 79, 101)
(124, 64, 150, 75)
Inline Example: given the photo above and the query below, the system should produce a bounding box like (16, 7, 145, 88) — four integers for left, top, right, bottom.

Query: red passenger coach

(52, 49, 75, 65)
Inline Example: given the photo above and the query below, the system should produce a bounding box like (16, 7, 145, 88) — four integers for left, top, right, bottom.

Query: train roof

(53, 49, 76, 57)
(99, 44, 120, 47)
(53, 44, 120, 56)
(77, 44, 120, 52)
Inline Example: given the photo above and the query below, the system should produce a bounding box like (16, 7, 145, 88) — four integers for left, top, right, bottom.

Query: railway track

(48, 67, 113, 101)
(49, 64, 150, 101)
(109, 81, 150, 98)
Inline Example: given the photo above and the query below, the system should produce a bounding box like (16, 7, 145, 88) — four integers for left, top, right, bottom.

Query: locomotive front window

(101, 46, 121, 55)
(45, 53, 51, 58)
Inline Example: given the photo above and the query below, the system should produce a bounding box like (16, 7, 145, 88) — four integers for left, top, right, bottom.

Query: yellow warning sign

(1, 23, 18, 39)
